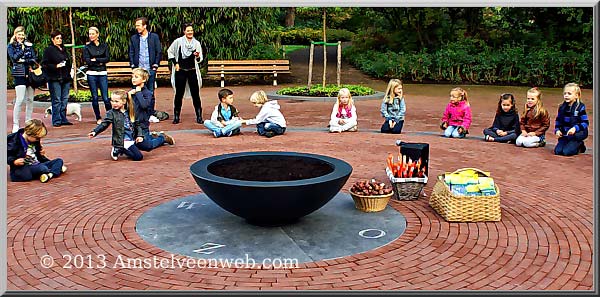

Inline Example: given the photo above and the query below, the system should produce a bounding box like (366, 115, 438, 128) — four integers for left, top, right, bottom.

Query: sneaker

(61, 121, 74, 126)
(348, 125, 358, 132)
(40, 173, 53, 183)
(264, 131, 275, 138)
(213, 130, 222, 138)
(579, 143, 586, 153)
(96, 119, 102, 125)
(162, 132, 175, 145)
(61, 165, 68, 173)
(538, 140, 546, 147)
(111, 148, 119, 161)
(149, 115, 160, 123)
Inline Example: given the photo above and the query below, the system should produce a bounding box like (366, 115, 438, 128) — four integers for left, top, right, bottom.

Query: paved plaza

(4, 79, 594, 291)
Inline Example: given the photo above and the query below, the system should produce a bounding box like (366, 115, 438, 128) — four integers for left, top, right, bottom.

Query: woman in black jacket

(42, 30, 72, 127)
(84, 26, 111, 124)
(7, 26, 37, 133)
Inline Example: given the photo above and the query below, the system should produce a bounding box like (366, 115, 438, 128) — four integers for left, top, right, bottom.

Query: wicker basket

(429, 168, 501, 222)
(386, 167, 428, 200)
(350, 190, 394, 212)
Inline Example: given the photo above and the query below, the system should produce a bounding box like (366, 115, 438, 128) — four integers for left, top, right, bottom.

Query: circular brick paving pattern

(6, 128, 594, 291)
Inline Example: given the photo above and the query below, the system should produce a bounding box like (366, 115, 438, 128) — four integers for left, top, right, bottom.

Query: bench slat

(208, 66, 290, 71)
(208, 60, 289, 65)
(105, 61, 169, 67)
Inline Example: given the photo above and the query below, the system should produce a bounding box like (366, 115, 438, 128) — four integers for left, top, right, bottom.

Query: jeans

(381, 119, 404, 134)
(147, 69, 157, 93)
(136, 131, 165, 152)
(48, 80, 71, 125)
(554, 130, 587, 156)
(483, 128, 517, 143)
(12, 82, 35, 132)
(115, 146, 143, 161)
(88, 74, 111, 120)
(203, 120, 242, 137)
(10, 158, 64, 182)
(257, 122, 285, 136)
(444, 125, 465, 138)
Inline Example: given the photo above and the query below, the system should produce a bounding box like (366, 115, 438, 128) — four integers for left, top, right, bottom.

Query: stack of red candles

(387, 153, 426, 178)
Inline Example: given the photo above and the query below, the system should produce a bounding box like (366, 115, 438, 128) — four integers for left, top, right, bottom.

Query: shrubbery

(343, 38, 593, 87)
(34, 90, 111, 102)
(275, 28, 355, 45)
(277, 84, 375, 97)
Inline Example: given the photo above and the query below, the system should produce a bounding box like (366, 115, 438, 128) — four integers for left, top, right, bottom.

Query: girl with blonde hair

(8, 26, 37, 132)
(329, 88, 358, 133)
(515, 87, 550, 148)
(380, 79, 406, 134)
(440, 87, 471, 138)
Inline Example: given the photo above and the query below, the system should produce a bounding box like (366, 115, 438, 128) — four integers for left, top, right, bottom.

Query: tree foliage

(8, 7, 278, 62)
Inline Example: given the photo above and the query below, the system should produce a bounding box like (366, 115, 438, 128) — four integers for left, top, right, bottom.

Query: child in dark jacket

(554, 83, 589, 156)
(483, 93, 520, 143)
(88, 90, 144, 161)
(129, 68, 174, 151)
(7, 119, 67, 183)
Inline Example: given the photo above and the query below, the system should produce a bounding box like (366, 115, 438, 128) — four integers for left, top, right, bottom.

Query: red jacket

(442, 100, 472, 130)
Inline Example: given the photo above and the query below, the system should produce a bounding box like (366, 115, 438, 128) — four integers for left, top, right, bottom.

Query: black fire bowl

(190, 151, 353, 226)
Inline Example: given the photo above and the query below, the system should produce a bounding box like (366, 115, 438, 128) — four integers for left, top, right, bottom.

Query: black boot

(195, 109, 203, 124)
(172, 111, 180, 124)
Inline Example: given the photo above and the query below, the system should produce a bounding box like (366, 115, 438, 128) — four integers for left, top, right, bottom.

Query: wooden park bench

(207, 60, 290, 87)
(104, 61, 170, 88)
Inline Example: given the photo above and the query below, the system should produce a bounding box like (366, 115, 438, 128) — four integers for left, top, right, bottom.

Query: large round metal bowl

(190, 151, 353, 225)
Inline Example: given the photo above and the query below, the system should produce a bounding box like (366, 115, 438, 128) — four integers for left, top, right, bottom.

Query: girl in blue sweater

(554, 83, 589, 156)
(380, 79, 406, 134)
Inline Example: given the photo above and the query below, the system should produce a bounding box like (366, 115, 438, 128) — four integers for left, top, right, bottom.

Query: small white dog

(44, 103, 83, 121)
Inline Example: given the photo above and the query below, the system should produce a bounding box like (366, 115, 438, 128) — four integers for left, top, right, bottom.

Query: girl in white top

(243, 90, 287, 138)
(329, 88, 357, 133)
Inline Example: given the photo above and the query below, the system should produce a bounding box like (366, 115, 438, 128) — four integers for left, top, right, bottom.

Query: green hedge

(277, 84, 375, 97)
(34, 90, 111, 102)
(275, 28, 355, 45)
(344, 41, 593, 88)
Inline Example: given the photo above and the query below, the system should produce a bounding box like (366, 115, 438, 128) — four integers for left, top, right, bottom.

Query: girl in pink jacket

(440, 87, 472, 138)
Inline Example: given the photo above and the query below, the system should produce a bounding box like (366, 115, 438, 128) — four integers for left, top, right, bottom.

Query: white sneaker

(110, 148, 119, 161)
(149, 115, 160, 123)
(61, 165, 67, 173)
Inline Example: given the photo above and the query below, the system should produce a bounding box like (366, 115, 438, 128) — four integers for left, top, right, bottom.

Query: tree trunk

(322, 8, 327, 88)
(284, 7, 296, 27)
(69, 7, 77, 92)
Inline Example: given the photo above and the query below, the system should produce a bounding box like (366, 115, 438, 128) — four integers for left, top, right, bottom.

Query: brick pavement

(5, 84, 594, 291)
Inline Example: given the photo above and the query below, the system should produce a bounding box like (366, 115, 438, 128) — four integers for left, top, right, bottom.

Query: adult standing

(84, 26, 111, 124)
(8, 26, 37, 133)
(128, 17, 162, 94)
(42, 30, 73, 127)
(167, 22, 204, 124)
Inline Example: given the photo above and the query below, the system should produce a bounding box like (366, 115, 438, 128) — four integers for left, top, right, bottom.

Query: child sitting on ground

(7, 119, 67, 183)
(329, 88, 357, 133)
(554, 83, 589, 156)
(242, 90, 286, 138)
(129, 68, 174, 151)
(380, 79, 405, 134)
(440, 87, 472, 138)
(203, 88, 243, 137)
(515, 87, 550, 148)
(483, 93, 520, 143)
(88, 90, 145, 161)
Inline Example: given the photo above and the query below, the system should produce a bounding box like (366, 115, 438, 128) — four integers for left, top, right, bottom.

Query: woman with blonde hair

(7, 26, 37, 132)
(83, 26, 111, 124)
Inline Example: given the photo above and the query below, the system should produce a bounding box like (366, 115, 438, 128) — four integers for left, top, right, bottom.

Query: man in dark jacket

(128, 17, 162, 93)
